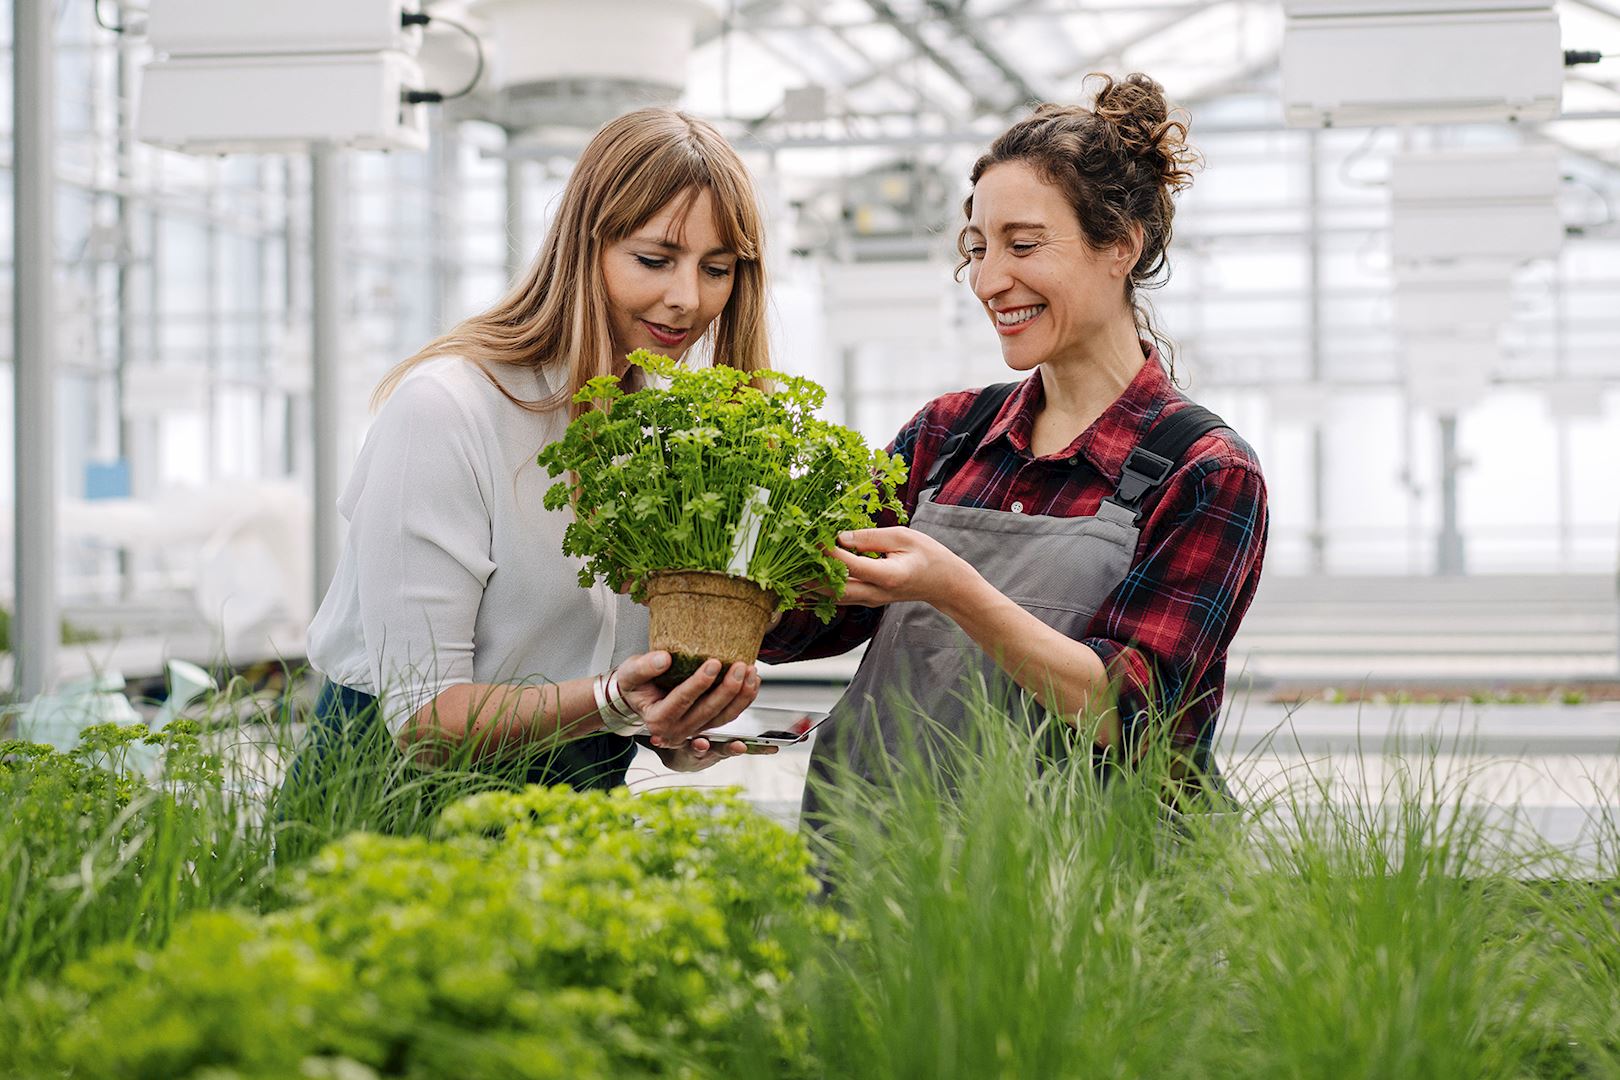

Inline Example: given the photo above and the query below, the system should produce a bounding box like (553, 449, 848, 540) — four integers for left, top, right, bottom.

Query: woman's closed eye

(964, 241, 1037, 258)
(635, 253, 733, 279)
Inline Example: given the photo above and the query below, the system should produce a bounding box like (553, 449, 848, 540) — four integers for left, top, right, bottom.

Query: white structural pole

(505, 149, 527, 285)
(13, 0, 57, 699)
(310, 145, 344, 613)
(1306, 130, 1327, 575)
(1437, 414, 1466, 576)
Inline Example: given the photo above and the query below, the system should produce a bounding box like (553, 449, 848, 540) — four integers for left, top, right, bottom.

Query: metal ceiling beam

(856, 0, 1005, 113)
(660, 109, 1620, 152)
(1052, 0, 1227, 83)
(695, 0, 788, 46)
(922, 0, 1045, 108)
(988, 0, 1219, 14)
(1567, 0, 1620, 22)
(782, 0, 938, 114)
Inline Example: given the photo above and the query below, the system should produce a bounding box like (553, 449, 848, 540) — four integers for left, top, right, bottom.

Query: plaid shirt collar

(979, 344, 1177, 485)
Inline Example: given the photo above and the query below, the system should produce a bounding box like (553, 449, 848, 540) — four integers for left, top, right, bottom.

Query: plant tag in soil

(725, 485, 772, 577)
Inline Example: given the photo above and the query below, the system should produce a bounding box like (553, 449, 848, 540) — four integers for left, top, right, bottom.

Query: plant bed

(539, 350, 907, 685)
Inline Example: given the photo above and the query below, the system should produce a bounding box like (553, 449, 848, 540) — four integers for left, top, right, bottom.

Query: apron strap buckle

(1111, 447, 1174, 507)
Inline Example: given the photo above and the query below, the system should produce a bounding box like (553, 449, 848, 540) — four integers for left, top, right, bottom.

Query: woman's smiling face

(601, 187, 738, 363)
(962, 160, 1137, 372)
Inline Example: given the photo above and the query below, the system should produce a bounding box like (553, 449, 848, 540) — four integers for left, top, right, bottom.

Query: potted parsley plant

(539, 350, 907, 687)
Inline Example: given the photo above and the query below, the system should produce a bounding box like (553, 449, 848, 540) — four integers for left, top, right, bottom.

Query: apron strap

(921, 381, 1019, 494)
(1105, 405, 1228, 520)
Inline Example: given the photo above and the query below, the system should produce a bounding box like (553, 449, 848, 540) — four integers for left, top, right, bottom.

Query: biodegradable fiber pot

(645, 571, 776, 690)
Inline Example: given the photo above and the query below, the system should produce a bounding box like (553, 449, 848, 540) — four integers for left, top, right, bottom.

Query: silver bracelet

(593, 668, 645, 736)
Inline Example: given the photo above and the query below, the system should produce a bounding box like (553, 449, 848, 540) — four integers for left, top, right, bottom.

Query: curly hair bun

(1091, 72, 1198, 193)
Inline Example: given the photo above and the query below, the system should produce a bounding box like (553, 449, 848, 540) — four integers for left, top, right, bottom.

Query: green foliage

(0, 604, 98, 651)
(4, 681, 1619, 1079)
(1, 785, 831, 1080)
(0, 721, 269, 988)
(800, 696, 1620, 1080)
(538, 350, 907, 621)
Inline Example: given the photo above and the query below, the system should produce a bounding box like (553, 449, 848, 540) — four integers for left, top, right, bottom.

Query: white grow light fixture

(466, 0, 721, 131)
(1281, 0, 1563, 127)
(136, 0, 430, 154)
(1389, 146, 1564, 264)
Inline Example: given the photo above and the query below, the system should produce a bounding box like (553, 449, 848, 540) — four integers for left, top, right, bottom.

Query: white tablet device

(699, 706, 831, 747)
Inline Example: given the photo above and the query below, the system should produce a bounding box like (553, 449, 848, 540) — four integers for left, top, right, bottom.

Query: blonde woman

(295, 108, 771, 798)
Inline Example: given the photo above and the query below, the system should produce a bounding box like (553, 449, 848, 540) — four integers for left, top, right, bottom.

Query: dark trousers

(275, 681, 639, 832)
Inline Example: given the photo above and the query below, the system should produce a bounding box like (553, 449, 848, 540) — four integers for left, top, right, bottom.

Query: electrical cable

(1337, 125, 1387, 190)
(93, 0, 124, 33)
(1562, 171, 1616, 237)
(401, 13, 485, 105)
(1564, 49, 1611, 67)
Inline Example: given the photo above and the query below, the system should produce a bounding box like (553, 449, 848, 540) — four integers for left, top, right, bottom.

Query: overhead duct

(1281, 0, 1563, 127)
(1389, 146, 1564, 414)
(464, 0, 721, 132)
(1389, 147, 1564, 264)
(136, 0, 430, 153)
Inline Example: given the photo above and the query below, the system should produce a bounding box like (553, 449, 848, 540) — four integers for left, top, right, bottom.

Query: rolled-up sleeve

(350, 376, 495, 734)
(1080, 461, 1268, 756)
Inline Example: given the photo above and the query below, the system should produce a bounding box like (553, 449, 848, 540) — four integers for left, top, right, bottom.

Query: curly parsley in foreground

(539, 350, 908, 622)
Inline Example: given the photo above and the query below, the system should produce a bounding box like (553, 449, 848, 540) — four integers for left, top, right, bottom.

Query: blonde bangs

(373, 107, 771, 416)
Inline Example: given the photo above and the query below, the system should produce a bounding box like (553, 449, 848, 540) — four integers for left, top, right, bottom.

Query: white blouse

(306, 355, 650, 735)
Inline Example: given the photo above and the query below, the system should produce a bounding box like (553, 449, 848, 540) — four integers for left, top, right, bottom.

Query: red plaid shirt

(760, 351, 1269, 757)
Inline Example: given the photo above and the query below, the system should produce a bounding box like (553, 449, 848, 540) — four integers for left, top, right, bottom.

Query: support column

(841, 345, 858, 431)
(504, 147, 527, 285)
(1306, 130, 1328, 574)
(114, 41, 136, 599)
(1552, 255, 1572, 570)
(1437, 413, 1466, 576)
(13, 0, 58, 699)
(310, 146, 344, 612)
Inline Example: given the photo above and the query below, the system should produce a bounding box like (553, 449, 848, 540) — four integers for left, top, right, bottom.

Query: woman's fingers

(670, 737, 777, 767)
(664, 662, 758, 745)
(833, 544, 905, 591)
(645, 658, 725, 725)
(836, 527, 910, 554)
(614, 651, 671, 694)
(643, 660, 759, 746)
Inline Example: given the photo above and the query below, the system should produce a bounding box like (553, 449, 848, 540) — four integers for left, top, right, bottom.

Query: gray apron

(800, 486, 1142, 825)
(798, 394, 1228, 826)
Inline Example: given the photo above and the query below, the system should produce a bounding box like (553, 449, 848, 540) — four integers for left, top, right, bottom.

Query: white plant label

(725, 485, 772, 577)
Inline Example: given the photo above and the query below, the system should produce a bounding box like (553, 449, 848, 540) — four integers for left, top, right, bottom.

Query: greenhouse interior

(3, 1, 1620, 1077)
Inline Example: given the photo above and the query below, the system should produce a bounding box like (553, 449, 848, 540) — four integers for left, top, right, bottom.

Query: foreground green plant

(0, 721, 272, 989)
(539, 350, 907, 620)
(800, 692, 1620, 1080)
(1, 785, 831, 1080)
(0, 675, 556, 989)
(3, 677, 1618, 1079)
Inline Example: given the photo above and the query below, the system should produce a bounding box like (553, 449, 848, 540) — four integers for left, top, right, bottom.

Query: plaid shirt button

(1010, 500, 1024, 513)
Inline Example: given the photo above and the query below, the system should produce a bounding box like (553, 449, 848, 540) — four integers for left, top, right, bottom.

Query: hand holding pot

(614, 651, 761, 748)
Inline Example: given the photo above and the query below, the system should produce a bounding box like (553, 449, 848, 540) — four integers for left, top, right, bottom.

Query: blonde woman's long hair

(374, 107, 771, 416)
